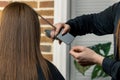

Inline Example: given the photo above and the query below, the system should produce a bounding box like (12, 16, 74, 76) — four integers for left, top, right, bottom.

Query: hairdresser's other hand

(50, 23, 70, 44)
(70, 46, 104, 66)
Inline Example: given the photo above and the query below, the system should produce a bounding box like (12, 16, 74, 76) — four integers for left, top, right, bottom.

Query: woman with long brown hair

(0, 2, 65, 80)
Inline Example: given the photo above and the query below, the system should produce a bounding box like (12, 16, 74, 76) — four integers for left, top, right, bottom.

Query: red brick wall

(0, 0, 54, 61)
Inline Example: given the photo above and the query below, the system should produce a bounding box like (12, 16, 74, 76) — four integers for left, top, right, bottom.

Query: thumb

(72, 46, 85, 52)
(62, 24, 70, 35)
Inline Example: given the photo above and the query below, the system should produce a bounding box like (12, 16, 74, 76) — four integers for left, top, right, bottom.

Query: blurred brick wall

(0, 0, 54, 61)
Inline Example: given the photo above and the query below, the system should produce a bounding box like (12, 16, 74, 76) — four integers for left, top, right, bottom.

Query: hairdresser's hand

(50, 23, 71, 43)
(70, 46, 104, 66)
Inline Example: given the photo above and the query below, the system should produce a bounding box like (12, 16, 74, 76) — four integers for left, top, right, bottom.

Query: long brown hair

(0, 2, 51, 80)
(116, 20, 120, 59)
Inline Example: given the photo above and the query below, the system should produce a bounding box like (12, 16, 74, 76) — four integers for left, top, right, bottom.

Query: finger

(54, 23, 64, 35)
(69, 49, 80, 59)
(74, 61, 89, 67)
(72, 46, 85, 52)
(62, 24, 70, 35)
(78, 60, 95, 65)
(75, 59, 79, 63)
(80, 63, 89, 67)
(79, 62, 94, 66)
(50, 30, 56, 39)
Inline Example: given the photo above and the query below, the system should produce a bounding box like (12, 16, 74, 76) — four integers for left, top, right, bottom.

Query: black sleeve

(66, 2, 120, 37)
(102, 58, 120, 80)
(47, 61, 65, 80)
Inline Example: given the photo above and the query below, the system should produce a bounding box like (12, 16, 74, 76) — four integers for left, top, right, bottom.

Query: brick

(41, 36, 53, 43)
(40, 1, 54, 8)
(38, 10, 54, 16)
(24, 1, 37, 8)
(40, 18, 53, 25)
(0, 1, 10, 7)
(0, 10, 2, 18)
(42, 54, 53, 61)
(40, 45, 51, 52)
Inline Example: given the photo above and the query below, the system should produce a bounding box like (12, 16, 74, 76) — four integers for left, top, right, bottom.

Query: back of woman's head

(0, 2, 51, 80)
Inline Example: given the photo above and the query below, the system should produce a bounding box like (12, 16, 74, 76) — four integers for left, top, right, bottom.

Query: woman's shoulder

(46, 60, 57, 68)
(45, 59, 60, 73)
(45, 60, 65, 80)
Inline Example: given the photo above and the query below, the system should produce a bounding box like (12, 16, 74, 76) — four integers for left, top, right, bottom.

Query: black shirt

(66, 2, 120, 80)
(37, 60, 65, 80)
